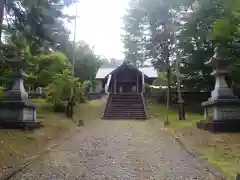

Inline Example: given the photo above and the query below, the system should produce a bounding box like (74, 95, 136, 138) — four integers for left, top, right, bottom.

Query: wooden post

(114, 73, 117, 93)
(136, 74, 139, 93)
(142, 72, 145, 93)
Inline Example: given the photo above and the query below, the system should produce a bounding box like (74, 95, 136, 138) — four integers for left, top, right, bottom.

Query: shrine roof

(95, 64, 158, 79)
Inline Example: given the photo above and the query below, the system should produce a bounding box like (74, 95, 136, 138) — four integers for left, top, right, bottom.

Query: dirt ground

(0, 111, 77, 175)
(148, 101, 239, 180)
(8, 100, 217, 180)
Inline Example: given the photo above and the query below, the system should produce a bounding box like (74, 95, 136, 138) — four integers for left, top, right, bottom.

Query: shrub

(45, 69, 87, 111)
(53, 102, 67, 112)
(30, 51, 69, 88)
(31, 98, 46, 104)
(0, 87, 4, 100)
(31, 98, 52, 112)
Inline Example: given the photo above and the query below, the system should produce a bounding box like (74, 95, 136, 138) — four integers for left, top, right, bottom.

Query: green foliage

(0, 0, 101, 116)
(100, 58, 122, 68)
(122, 1, 147, 67)
(0, 86, 4, 98)
(0, 65, 12, 88)
(31, 98, 47, 104)
(179, 0, 240, 90)
(64, 41, 102, 81)
(31, 98, 52, 112)
(153, 71, 177, 87)
(122, 0, 191, 68)
(122, 0, 240, 92)
(31, 51, 69, 88)
(122, 0, 190, 104)
(3, 0, 73, 54)
(211, 19, 233, 42)
(45, 69, 86, 107)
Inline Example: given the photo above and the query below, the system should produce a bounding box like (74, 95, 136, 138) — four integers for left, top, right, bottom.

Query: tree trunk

(0, 0, 5, 43)
(165, 47, 171, 109)
(166, 64, 171, 108)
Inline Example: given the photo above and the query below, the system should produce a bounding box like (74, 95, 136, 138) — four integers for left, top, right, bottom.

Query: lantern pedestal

(0, 72, 42, 130)
(197, 47, 240, 132)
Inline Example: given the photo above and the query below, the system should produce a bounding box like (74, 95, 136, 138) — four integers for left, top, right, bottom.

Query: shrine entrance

(99, 62, 157, 120)
(106, 63, 146, 94)
(117, 82, 136, 93)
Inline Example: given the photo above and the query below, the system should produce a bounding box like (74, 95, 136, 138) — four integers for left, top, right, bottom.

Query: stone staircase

(102, 93, 147, 120)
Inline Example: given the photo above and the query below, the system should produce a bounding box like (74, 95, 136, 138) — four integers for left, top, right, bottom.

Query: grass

(148, 101, 202, 130)
(148, 100, 240, 180)
(0, 99, 105, 174)
(75, 99, 105, 122)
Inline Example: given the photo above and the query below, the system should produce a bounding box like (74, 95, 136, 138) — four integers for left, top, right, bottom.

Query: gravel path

(10, 119, 214, 180)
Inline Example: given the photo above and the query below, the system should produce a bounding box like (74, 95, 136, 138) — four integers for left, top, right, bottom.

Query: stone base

(197, 119, 240, 133)
(0, 100, 42, 130)
(0, 121, 43, 130)
(202, 99, 240, 122)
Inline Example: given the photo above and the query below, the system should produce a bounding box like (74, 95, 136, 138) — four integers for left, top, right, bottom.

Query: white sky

(64, 0, 130, 60)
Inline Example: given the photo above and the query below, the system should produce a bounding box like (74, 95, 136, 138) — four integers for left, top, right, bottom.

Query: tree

(64, 41, 102, 81)
(179, 0, 240, 91)
(100, 58, 122, 68)
(45, 69, 86, 111)
(0, 0, 103, 117)
(122, 0, 191, 106)
(1, 0, 74, 54)
(122, 0, 147, 67)
(30, 51, 69, 88)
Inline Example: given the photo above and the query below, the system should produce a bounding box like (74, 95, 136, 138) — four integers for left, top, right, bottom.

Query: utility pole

(67, 0, 78, 118)
(0, 0, 5, 43)
(71, 0, 78, 78)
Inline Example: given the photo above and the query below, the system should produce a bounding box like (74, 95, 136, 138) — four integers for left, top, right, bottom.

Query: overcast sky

(64, 0, 130, 60)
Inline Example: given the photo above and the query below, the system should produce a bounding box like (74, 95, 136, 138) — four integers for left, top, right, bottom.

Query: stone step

(111, 99, 142, 102)
(111, 97, 142, 100)
(103, 116, 147, 120)
(107, 111, 144, 114)
(103, 114, 146, 117)
(108, 104, 144, 107)
(106, 110, 145, 113)
(104, 112, 145, 115)
(105, 113, 146, 117)
(103, 113, 146, 118)
(103, 93, 147, 120)
(110, 100, 142, 104)
(107, 109, 144, 112)
(112, 93, 141, 96)
(107, 112, 145, 115)
(107, 107, 144, 111)
(111, 96, 142, 98)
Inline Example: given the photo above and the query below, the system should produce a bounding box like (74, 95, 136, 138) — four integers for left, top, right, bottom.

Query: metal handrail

(141, 92, 149, 118)
(141, 71, 148, 118)
(105, 74, 112, 93)
(102, 74, 112, 118)
(142, 71, 145, 93)
(102, 92, 111, 118)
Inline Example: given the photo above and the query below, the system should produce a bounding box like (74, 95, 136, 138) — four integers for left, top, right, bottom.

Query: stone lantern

(197, 46, 240, 132)
(0, 45, 42, 129)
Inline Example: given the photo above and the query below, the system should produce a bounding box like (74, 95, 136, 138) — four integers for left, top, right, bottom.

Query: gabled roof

(105, 63, 144, 78)
(139, 67, 158, 78)
(95, 63, 158, 79)
(96, 67, 115, 79)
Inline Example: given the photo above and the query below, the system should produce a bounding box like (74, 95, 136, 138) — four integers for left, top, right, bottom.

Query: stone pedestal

(197, 47, 240, 132)
(0, 71, 42, 130)
(197, 99, 240, 132)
